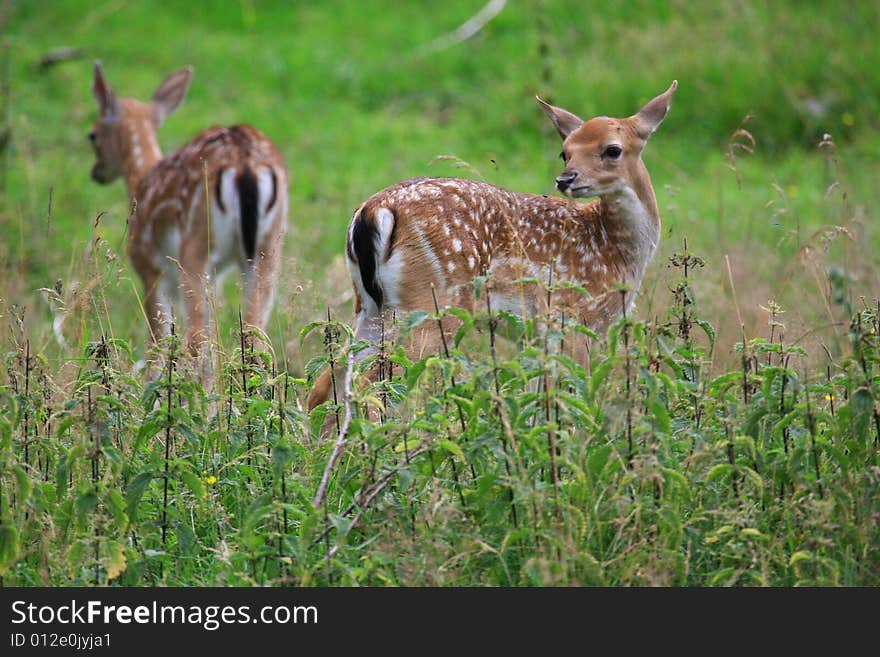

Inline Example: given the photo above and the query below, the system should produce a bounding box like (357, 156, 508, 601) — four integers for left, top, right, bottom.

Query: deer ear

(151, 66, 193, 127)
(536, 96, 584, 140)
(92, 61, 119, 121)
(633, 80, 677, 139)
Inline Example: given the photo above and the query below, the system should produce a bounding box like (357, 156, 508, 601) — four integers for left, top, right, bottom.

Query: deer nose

(556, 171, 577, 192)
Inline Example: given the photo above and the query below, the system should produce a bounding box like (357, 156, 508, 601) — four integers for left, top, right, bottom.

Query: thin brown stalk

(486, 287, 518, 528)
(622, 290, 634, 464)
(161, 324, 176, 547)
(313, 353, 355, 508)
(325, 307, 341, 435)
(804, 380, 824, 499)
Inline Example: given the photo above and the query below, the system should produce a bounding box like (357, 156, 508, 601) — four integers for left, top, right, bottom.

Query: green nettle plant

(0, 239, 878, 585)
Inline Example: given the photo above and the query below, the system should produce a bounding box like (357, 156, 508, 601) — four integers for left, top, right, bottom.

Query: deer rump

(130, 127, 284, 323)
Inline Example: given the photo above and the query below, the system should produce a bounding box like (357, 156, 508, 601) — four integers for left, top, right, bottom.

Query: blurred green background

(2, 0, 878, 372)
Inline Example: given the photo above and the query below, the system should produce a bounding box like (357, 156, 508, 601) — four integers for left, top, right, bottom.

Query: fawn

(308, 81, 677, 411)
(88, 62, 289, 372)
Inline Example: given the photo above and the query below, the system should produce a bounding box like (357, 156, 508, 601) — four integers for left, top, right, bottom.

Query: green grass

(1, 1, 878, 586)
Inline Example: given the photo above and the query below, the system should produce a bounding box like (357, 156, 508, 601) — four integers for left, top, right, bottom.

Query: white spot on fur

(255, 167, 281, 246)
(376, 248, 405, 309)
(347, 207, 361, 251)
(376, 207, 394, 241)
(453, 238, 462, 252)
(209, 186, 238, 275)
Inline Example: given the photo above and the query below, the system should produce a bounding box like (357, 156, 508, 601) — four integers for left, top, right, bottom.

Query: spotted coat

(346, 176, 659, 331)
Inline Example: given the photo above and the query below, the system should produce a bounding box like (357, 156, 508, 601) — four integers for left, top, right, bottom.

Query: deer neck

(598, 165, 661, 282)
(119, 109, 163, 198)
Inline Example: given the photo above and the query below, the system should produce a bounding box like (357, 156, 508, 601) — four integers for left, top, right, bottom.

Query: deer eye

(88, 132, 96, 143)
(559, 151, 567, 162)
(603, 145, 622, 159)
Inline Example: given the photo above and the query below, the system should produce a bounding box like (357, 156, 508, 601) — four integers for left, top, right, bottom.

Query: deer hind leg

(308, 304, 390, 411)
(306, 304, 386, 433)
(243, 240, 283, 355)
(178, 239, 213, 383)
(307, 302, 462, 429)
(308, 369, 335, 413)
(306, 293, 399, 412)
(136, 264, 174, 379)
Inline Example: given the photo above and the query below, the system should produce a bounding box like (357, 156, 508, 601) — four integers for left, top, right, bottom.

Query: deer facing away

(89, 62, 289, 370)
(308, 81, 677, 411)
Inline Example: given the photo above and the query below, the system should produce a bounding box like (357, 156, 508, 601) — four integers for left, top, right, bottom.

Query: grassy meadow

(0, 1, 878, 585)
